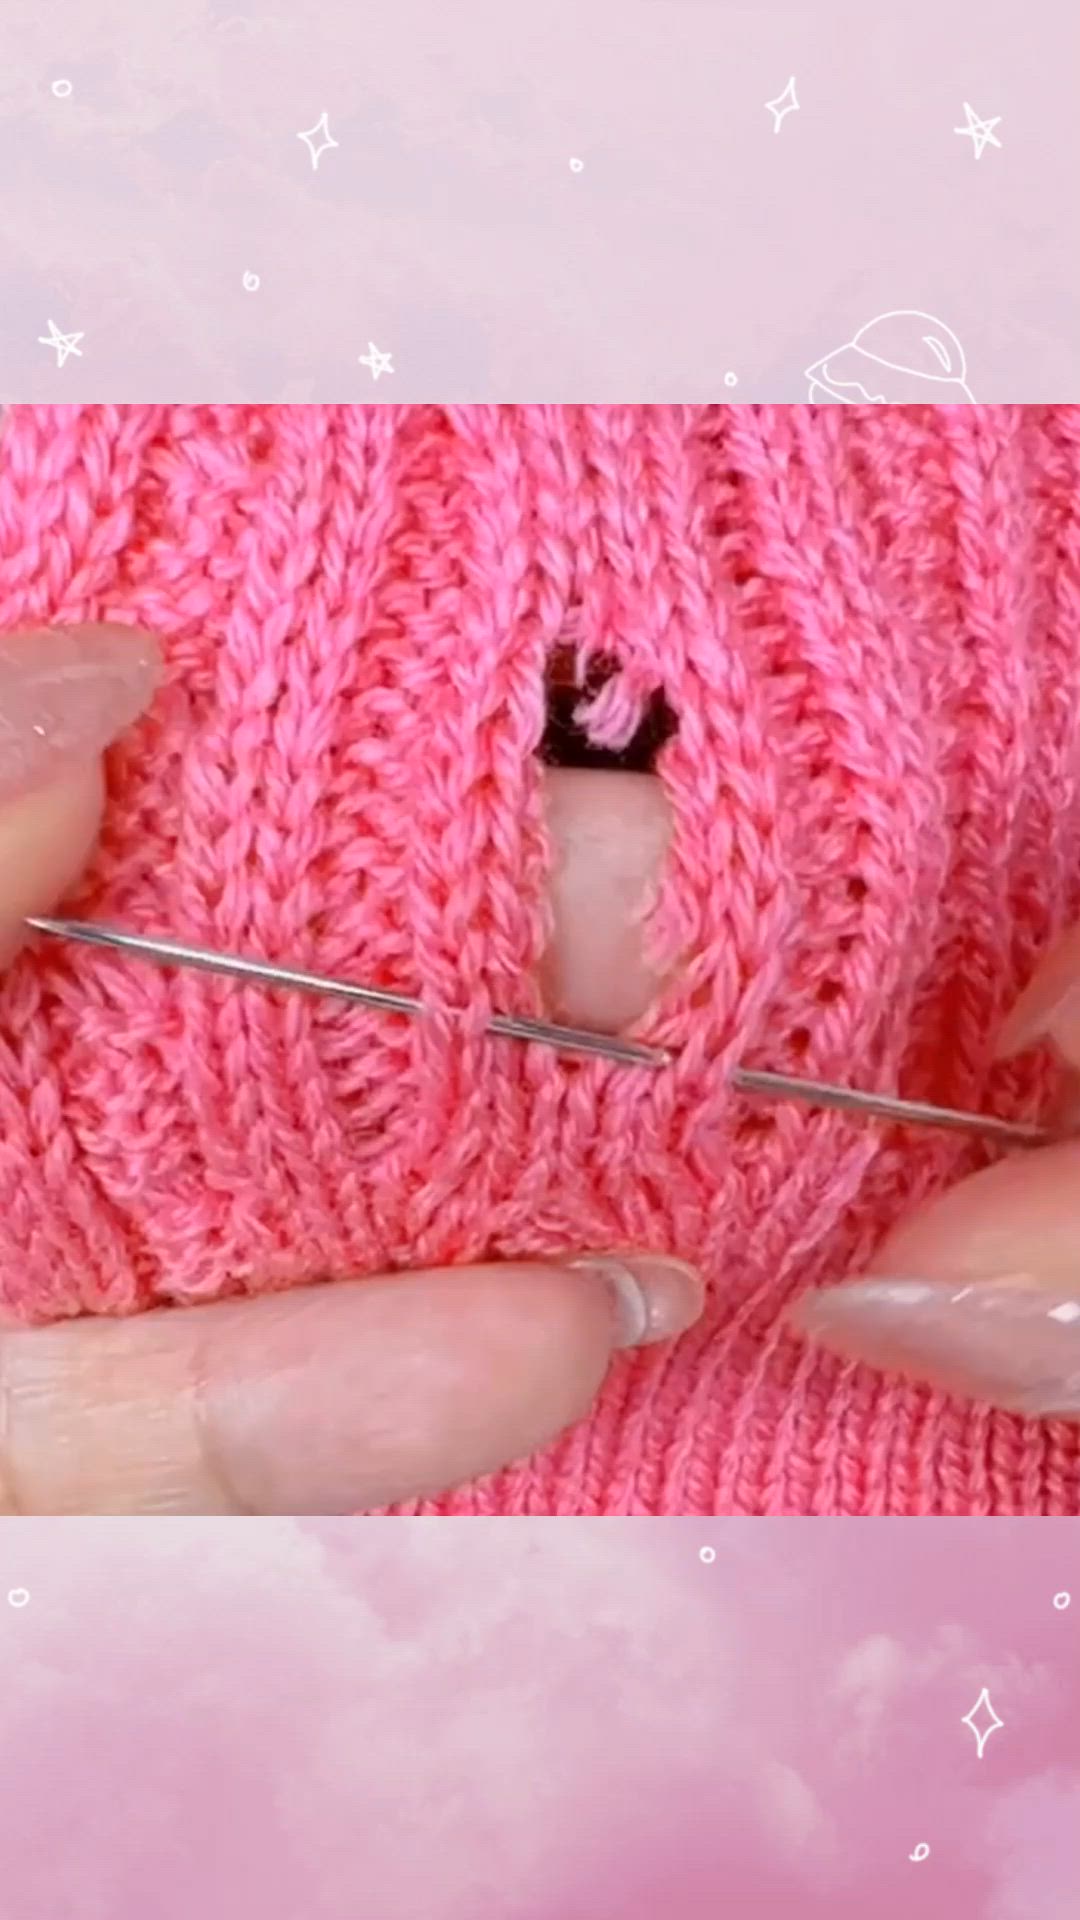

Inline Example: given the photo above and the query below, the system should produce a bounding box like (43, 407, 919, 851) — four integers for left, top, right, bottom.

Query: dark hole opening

(540, 646, 677, 772)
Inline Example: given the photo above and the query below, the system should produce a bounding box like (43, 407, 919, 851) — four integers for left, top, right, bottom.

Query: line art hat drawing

(805, 310, 974, 403)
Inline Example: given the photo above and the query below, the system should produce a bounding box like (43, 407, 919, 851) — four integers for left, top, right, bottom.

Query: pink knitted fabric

(2, 402, 1079, 1516)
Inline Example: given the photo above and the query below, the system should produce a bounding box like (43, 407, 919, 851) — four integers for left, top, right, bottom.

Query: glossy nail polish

(788, 1272, 1080, 1416)
(0, 625, 161, 804)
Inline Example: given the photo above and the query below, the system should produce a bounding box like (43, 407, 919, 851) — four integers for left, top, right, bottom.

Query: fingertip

(0, 762, 105, 962)
(861, 1138, 1080, 1291)
(994, 924, 1080, 1065)
(540, 767, 673, 1032)
(785, 1138, 1080, 1397)
(562, 1252, 705, 1348)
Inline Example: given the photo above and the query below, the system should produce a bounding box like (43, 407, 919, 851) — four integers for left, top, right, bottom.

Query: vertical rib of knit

(1, 402, 1079, 1515)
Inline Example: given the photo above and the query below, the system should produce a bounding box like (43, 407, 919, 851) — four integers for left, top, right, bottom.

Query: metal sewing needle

(730, 1068, 1052, 1148)
(23, 916, 668, 1069)
(23, 916, 1054, 1146)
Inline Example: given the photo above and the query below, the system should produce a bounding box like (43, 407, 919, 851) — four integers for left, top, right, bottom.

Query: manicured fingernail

(995, 924, 1080, 1063)
(787, 1273, 1080, 1416)
(567, 1253, 705, 1348)
(0, 624, 162, 805)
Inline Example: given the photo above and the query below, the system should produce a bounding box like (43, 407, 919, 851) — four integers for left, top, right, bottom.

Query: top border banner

(1, 2, 1078, 403)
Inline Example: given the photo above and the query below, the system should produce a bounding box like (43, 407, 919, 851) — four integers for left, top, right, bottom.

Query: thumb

(786, 921, 1080, 1418)
(0, 1253, 702, 1513)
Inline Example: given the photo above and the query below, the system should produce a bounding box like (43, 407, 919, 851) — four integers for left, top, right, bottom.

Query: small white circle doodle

(242, 272, 260, 293)
(724, 372, 738, 387)
(569, 157, 584, 172)
(1054, 1591, 1071, 1610)
(7, 1588, 30, 1608)
(51, 79, 73, 99)
(909, 1844, 930, 1863)
(699, 1546, 716, 1564)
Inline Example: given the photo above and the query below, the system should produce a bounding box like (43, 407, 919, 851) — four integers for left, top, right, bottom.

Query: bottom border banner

(2, 1517, 1077, 1918)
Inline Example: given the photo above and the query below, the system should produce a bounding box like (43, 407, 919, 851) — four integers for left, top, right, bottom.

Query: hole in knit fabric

(540, 644, 677, 772)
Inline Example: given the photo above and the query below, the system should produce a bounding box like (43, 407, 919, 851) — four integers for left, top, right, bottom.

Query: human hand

(788, 933, 1080, 1418)
(0, 625, 702, 1513)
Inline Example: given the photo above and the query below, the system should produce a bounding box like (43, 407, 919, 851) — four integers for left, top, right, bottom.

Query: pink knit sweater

(1, 402, 1078, 1516)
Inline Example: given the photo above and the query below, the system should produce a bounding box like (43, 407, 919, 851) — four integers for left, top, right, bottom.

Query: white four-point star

(955, 101, 1001, 160)
(298, 111, 338, 171)
(765, 77, 799, 133)
(358, 341, 394, 382)
(961, 1685, 1004, 1760)
(37, 318, 84, 367)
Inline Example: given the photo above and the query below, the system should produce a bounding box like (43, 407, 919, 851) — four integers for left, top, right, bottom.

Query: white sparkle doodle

(699, 1547, 716, 1564)
(51, 79, 72, 99)
(359, 342, 394, 382)
(569, 157, 584, 172)
(37, 319, 84, 368)
(242, 272, 260, 292)
(724, 372, 738, 387)
(7, 1588, 29, 1608)
(1054, 1592, 1071, 1610)
(298, 111, 338, 172)
(765, 77, 799, 133)
(955, 102, 1002, 161)
(909, 1844, 930, 1863)
(805, 310, 974, 404)
(962, 1686, 1004, 1760)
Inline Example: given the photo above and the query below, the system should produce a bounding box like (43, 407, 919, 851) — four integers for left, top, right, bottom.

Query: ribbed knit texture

(2, 402, 1079, 1515)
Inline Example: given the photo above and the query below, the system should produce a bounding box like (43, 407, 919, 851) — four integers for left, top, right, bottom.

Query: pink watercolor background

(1, 1519, 1078, 1917)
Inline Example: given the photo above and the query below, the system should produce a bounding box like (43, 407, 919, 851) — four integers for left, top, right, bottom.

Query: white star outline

(961, 1685, 1004, 1760)
(955, 101, 1002, 160)
(358, 341, 394, 382)
(765, 77, 799, 134)
(37, 319, 84, 367)
(298, 110, 338, 172)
